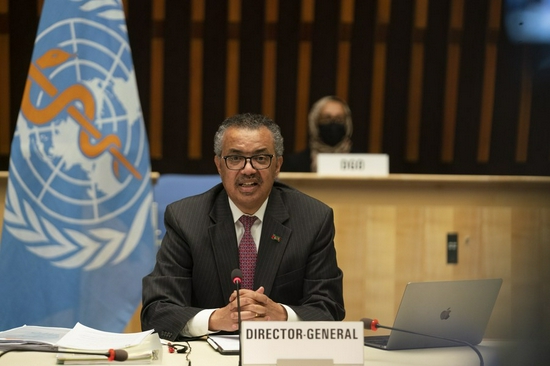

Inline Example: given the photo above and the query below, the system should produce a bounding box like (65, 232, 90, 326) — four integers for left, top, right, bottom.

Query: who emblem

(4, 14, 152, 271)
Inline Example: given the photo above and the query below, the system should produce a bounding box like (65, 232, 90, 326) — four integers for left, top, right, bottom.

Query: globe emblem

(4, 15, 152, 270)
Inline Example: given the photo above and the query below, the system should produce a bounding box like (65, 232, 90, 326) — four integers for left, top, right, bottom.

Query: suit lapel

(208, 191, 240, 302)
(255, 188, 290, 295)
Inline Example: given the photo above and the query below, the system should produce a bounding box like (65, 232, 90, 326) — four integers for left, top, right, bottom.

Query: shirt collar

(228, 197, 268, 224)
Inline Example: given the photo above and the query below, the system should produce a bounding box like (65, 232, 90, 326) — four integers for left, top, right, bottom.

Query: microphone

(361, 318, 484, 366)
(231, 268, 243, 366)
(232, 268, 243, 287)
(0, 346, 128, 361)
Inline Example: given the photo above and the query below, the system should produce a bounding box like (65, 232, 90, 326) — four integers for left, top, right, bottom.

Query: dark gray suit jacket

(141, 181, 345, 341)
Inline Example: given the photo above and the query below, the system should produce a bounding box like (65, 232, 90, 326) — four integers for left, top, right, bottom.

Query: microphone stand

(236, 280, 243, 366)
(363, 318, 484, 366)
(231, 268, 244, 366)
(380, 324, 483, 366)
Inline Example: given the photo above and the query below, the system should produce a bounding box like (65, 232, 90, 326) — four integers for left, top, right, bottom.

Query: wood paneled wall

(1, 0, 550, 175)
(278, 173, 550, 340)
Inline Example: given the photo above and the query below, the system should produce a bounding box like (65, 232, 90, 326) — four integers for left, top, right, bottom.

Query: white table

(0, 339, 521, 366)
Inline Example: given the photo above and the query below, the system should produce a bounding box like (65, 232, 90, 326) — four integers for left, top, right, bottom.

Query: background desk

(0, 340, 510, 366)
(277, 173, 550, 340)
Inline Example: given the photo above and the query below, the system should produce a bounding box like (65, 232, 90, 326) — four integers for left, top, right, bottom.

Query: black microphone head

(111, 349, 128, 361)
(361, 318, 379, 331)
(231, 268, 243, 284)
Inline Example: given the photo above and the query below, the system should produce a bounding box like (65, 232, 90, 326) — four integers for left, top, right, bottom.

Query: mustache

(237, 175, 261, 184)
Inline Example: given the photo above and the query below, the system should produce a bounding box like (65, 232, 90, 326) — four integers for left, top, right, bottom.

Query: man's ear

(275, 156, 283, 174)
(214, 156, 222, 174)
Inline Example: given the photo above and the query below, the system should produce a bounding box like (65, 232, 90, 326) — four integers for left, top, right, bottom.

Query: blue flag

(0, 0, 155, 332)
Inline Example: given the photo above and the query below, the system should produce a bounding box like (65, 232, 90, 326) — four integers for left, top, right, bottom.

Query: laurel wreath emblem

(79, 0, 127, 29)
(3, 177, 151, 271)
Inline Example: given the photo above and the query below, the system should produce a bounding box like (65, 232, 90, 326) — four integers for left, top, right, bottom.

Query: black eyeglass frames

(222, 154, 274, 170)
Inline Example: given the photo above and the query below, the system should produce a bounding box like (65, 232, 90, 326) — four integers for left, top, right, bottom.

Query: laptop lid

(366, 278, 502, 350)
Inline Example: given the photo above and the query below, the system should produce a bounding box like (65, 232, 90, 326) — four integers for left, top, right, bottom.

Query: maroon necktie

(239, 215, 258, 290)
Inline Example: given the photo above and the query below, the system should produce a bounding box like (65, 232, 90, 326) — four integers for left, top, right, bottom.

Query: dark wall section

(1, 0, 549, 176)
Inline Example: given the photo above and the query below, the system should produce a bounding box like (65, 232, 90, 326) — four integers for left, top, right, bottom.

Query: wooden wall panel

(477, 0, 501, 163)
(336, 0, 354, 100)
(516, 47, 532, 163)
(441, 0, 464, 163)
(239, 0, 265, 114)
(149, 0, 165, 159)
(333, 204, 397, 334)
(189, 0, 205, 160)
(261, 0, 278, 118)
(225, 0, 241, 118)
(368, 0, 390, 154)
(511, 208, 548, 338)
(278, 173, 550, 339)
(405, 0, 428, 162)
(293, 0, 314, 152)
(1, 0, 550, 175)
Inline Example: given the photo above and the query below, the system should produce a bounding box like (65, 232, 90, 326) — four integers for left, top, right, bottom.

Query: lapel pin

(271, 234, 281, 242)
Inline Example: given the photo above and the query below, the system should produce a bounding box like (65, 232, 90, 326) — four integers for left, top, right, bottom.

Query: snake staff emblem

(21, 48, 142, 180)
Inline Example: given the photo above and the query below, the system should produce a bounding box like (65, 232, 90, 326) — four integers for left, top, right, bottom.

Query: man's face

(214, 126, 282, 214)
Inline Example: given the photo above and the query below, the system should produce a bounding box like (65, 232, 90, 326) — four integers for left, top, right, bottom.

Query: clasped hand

(208, 286, 288, 332)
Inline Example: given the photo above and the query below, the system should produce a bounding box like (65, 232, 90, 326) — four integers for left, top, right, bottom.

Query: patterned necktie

(239, 215, 258, 290)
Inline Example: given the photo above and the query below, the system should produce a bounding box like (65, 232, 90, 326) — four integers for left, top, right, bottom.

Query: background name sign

(317, 154, 389, 176)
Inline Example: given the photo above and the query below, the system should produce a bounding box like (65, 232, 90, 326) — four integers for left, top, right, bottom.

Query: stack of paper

(0, 323, 161, 364)
(55, 323, 159, 364)
(0, 325, 70, 349)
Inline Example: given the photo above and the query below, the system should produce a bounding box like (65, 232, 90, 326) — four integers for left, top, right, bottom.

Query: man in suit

(141, 113, 345, 341)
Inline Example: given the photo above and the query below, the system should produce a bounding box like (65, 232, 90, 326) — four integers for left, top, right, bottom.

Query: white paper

(207, 334, 239, 352)
(56, 323, 154, 350)
(0, 325, 70, 346)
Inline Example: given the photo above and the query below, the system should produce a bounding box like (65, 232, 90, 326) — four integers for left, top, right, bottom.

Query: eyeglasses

(222, 154, 274, 170)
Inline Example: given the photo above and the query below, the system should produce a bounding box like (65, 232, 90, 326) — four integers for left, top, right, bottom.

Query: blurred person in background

(284, 96, 353, 172)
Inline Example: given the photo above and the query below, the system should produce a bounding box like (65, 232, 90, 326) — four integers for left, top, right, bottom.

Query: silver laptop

(364, 278, 502, 350)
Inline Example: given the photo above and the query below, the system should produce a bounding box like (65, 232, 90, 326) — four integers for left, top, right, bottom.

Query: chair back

(153, 174, 221, 245)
